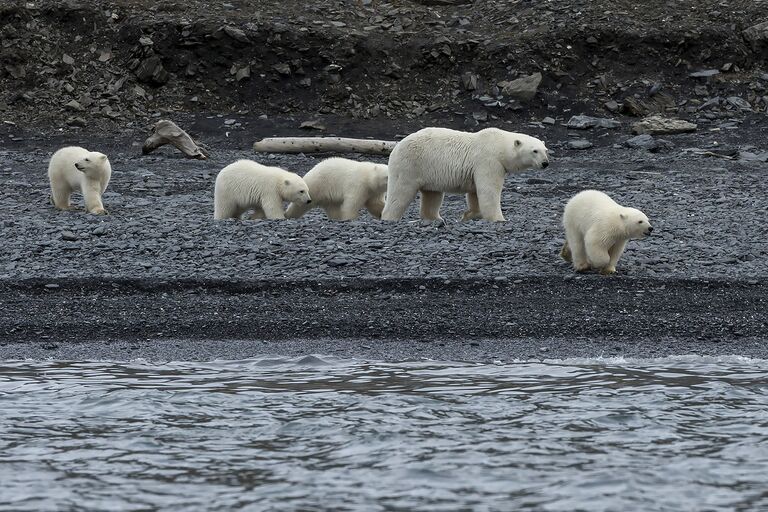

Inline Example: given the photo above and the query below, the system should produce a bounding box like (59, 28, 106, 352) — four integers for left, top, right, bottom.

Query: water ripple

(0, 356, 767, 511)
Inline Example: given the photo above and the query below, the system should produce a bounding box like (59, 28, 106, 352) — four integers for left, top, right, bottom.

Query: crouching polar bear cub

(213, 160, 311, 220)
(561, 190, 653, 275)
(48, 146, 112, 215)
(380, 127, 550, 222)
(285, 157, 388, 220)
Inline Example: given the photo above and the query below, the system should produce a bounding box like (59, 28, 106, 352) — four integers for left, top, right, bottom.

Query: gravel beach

(1, 1, 767, 360)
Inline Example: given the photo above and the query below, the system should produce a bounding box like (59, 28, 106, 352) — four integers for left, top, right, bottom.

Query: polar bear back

(563, 190, 623, 236)
(215, 159, 289, 202)
(303, 157, 388, 206)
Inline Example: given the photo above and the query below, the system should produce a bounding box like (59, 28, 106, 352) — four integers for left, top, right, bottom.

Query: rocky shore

(1, 1, 767, 360)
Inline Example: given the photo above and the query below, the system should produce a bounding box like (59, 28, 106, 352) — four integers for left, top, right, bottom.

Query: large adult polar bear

(561, 190, 653, 275)
(285, 157, 388, 220)
(213, 159, 311, 220)
(380, 127, 550, 222)
(48, 146, 112, 215)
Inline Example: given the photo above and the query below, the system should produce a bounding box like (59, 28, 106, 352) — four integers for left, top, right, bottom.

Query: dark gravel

(1, 117, 767, 359)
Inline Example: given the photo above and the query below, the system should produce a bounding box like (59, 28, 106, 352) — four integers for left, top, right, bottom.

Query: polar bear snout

(74, 162, 83, 172)
(541, 160, 549, 168)
(645, 226, 654, 236)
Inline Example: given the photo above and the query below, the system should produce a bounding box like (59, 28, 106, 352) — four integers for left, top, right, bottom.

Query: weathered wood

(142, 120, 209, 159)
(253, 137, 397, 155)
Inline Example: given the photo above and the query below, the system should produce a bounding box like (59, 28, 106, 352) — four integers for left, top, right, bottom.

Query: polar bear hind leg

(50, 182, 74, 210)
(566, 234, 590, 272)
(461, 192, 483, 221)
(419, 191, 444, 220)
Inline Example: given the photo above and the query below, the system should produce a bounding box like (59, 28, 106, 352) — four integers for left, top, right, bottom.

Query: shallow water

(1, 355, 767, 511)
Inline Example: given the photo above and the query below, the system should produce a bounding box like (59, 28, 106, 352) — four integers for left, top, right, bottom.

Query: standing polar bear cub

(561, 190, 653, 275)
(48, 146, 112, 215)
(381, 127, 550, 222)
(285, 157, 388, 220)
(214, 159, 311, 220)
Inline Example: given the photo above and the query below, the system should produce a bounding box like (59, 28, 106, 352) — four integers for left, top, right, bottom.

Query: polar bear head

(282, 175, 311, 204)
(620, 207, 653, 239)
(370, 164, 389, 193)
(501, 132, 550, 172)
(74, 152, 109, 178)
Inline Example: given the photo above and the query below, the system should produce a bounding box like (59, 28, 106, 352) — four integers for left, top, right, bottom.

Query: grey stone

(743, 21, 768, 51)
(135, 56, 169, 85)
(726, 96, 752, 111)
(690, 69, 720, 78)
(567, 139, 593, 150)
(461, 72, 478, 91)
(223, 26, 250, 43)
(542, 116, 556, 125)
(566, 115, 621, 129)
(604, 100, 619, 113)
(624, 134, 673, 152)
(61, 231, 78, 241)
(631, 116, 697, 135)
(499, 72, 542, 101)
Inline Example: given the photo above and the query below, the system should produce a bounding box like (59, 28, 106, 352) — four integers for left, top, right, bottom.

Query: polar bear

(560, 190, 653, 275)
(213, 159, 311, 220)
(48, 146, 112, 215)
(380, 127, 549, 222)
(285, 157, 388, 220)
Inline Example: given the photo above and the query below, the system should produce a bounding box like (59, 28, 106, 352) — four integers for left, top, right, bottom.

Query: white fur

(561, 190, 653, 275)
(285, 157, 388, 220)
(213, 159, 311, 220)
(380, 127, 550, 222)
(48, 146, 112, 215)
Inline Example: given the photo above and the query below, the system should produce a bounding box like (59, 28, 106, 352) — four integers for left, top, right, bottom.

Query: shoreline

(2, 276, 765, 361)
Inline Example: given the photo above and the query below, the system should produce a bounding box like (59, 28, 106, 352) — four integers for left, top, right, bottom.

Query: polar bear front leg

(82, 181, 108, 215)
(260, 197, 286, 219)
(475, 174, 505, 222)
(461, 192, 483, 221)
(249, 207, 266, 220)
(381, 181, 418, 221)
(419, 191, 444, 221)
(603, 240, 628, 275)
(364, 195, 386, 219)
(285, 202, 311, 219)
(585, 229, 611, 273)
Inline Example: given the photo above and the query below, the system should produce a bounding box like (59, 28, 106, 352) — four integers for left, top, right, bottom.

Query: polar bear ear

(99, 154, 107, 161)
(514, 140, 522, 147)
(284, 179, 291, 186)
(619, 213, 626, 219)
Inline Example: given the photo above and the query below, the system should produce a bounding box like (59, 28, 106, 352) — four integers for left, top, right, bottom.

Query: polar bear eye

(299, 190, 305, 194)
(85, 158, 90, 162)
(533, 150, 538, 154)
(637, 220, 643, 224)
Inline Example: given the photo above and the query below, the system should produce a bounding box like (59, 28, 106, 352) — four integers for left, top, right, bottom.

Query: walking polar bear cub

(213, 159, 311, 220)
(561, 190, 653, 275)
(381, 127, 550, 222)
(285, 157, 388, 220)
(48, 146, 112, 215)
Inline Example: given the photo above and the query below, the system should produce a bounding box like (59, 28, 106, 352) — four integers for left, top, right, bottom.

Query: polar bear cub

(285, 157, 388, 220)
(213, 159, 311, 220)
(48, 146, 112, 215)
(561, 190, 653, 275)
(381, 127, 549, 222)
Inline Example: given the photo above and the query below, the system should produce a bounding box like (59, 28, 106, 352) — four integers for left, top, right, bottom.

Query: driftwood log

(253, 137, 397, 156)
(142, 120, 209, 159)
